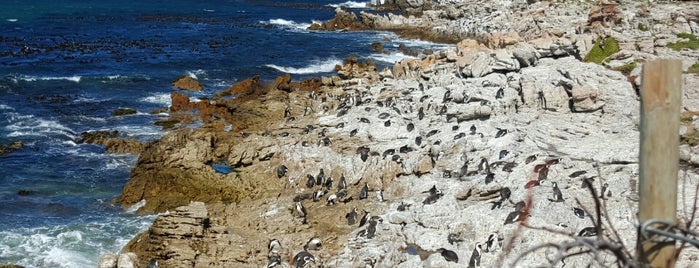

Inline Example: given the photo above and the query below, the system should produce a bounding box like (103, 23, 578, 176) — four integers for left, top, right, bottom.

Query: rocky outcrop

(79, 131, 144, 155)
(172, 75, 203, 91)
(308, 8, 369, 31)
(0, 141, 22, 156)
(108, 0, 699, 267)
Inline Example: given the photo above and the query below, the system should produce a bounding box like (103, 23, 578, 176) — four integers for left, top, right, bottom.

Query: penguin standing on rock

(468, 243, 482, 268)
(359, 210, 370, 227)
(359, 183, 369, 200)
(485, 233, 502, 253)
(346, 208, 358, 225)
(548, 182, 564, 202)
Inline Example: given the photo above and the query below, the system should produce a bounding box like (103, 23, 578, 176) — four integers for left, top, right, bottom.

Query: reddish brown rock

(172, 75, 203, 91)
(214, 75, 263, 99)
(588, 3, 624, 28)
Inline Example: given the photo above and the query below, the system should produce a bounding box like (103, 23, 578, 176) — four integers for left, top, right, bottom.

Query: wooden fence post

(637, 59, 682, 267)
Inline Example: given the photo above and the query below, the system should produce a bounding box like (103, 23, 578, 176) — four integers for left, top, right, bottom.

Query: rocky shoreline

(97, 1, 699, 267)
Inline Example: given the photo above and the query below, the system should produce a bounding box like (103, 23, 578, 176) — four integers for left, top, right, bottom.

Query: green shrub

(584, 37, 620, 64)
(614, 61, 637, 75)
(668, 33, 699, 51)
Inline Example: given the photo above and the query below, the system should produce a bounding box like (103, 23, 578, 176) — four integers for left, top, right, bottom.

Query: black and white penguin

(470, 124, 477, 135)
(366, 216, 382, 239)
(324, 177, 333, 189)
(359, 210, 370, 227)
(277, 165, 288, 179)
(312, 189, 325, 202)
(504, 210, 521, 225)
(316, 169, 325, 186)
(418, 107, 425, 120)
(498, 149, 508, 160)
(267, 254, 281, 268)
(294, 202, 307, 219)
(485, 233, 501, 253)
(359, 183, 369, 200)
(293, 251, 315, 268)
(304, 237, 322, 251)
(326, 193, 337, 206)
(376, 190, 384, 202)
(504, 201, 526, 225)
(478, 158, 489, 173)
(600, 182, 611, 199)
(337, 174, 347, 190)
(437, 248, 459, 263)
(306, 174, 315, 188)
(468, 243, 482, 268)
(423, 192, 444, 205)
(549, 182, 564, 202)
(268, 239, 282, 255)
(494, 128, 507, 138)
(577, 226, 598, 237)
(346, 208, 358, 225)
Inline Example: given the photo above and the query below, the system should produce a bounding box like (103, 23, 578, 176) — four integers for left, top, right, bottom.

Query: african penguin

(437, 248, 458, 263)
(468, 243, 482, 268)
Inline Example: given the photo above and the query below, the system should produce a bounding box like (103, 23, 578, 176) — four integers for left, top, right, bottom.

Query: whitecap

(0, 104, 15, 111)
(6, 19, 18, 22)
(139, 93, 171, 106)
(5, 116, 78, 140)
(327, 1, 369, 9)
(368, 52, 418, 64)
(126, 199, 147, 214)
(262, 18, 311, 31)
(203, 9, 215, 12)
(0, 215, 155, 267)
(14, 75, 82, 83)
(265, 58, 342, 74)
(112, 125, 163, 138)
(186, 69, 206, 80)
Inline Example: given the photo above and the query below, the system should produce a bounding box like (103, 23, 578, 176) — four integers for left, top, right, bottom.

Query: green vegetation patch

(583, 37, 620, 64)
(668, 33, 699, 51)
(686, 63, 699, 74)
(613, 61, 638, 75)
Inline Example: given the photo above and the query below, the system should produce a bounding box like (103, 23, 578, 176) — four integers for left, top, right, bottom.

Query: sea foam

(369, 52, 418, 64)
(11, 75, 82, 83)
(262, 18, 311, 31)
(327, 1, 369, 9)
(140, 93, 172, 106)
(265, 58, 342, 74)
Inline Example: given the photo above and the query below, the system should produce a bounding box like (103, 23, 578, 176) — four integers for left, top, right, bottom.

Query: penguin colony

(264, 78, 612, 267)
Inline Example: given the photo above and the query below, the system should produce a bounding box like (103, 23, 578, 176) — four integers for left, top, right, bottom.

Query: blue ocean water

(0, 1, 448, 266)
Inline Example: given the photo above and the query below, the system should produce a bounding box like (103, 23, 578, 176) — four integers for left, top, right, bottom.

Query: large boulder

(172, 75, 203, 91)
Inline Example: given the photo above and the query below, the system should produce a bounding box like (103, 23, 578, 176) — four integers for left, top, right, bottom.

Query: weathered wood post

(637, 59, 682, 267)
